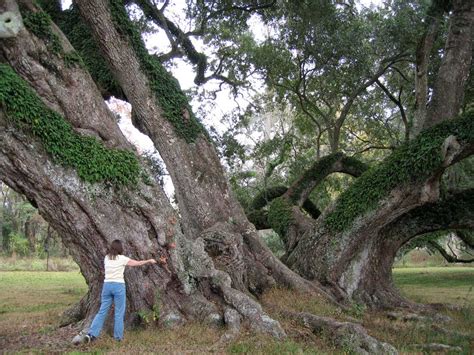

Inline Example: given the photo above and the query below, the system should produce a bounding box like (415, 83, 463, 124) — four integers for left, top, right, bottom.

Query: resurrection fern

(268, 197, 294, 239)
(22, 10, 62, 54)
(21, 5, 84, 69)
(326, 111, 474, 233)
(48, 4, 122, 98)
(109, 0, 206, 143)
(0, 64, 140, 186)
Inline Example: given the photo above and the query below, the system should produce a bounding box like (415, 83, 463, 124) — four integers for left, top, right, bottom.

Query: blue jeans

(88, 282, 126, 340)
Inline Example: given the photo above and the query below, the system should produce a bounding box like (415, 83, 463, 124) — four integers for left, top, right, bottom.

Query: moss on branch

(22, 9, 62, 54)
(37, 1, 124, 99)
(268, 197, 294, 239)
(251, 185, 288, 210)
(21, 5, 84, 69)
(108, 1, 206, 143)
(0, 64, 140, 186)
(325, 111, 474, 233)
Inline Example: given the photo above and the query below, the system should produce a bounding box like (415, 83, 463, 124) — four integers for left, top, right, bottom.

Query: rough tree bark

(411, 0, 444, 137)
(424, 0, 474, 129)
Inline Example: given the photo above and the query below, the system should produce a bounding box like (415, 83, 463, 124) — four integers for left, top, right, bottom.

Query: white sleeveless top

(104, 254, 130, 283)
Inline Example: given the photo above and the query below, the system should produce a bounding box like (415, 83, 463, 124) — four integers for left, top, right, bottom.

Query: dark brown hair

(107, 239, 123, 260)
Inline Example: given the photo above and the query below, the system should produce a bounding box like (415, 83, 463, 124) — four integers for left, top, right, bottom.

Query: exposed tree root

(386, 310, 451, 324)
(282, 310, 398, 354)
(410, 343, 462, 352)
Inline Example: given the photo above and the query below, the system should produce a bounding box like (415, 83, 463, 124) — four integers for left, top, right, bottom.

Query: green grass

(0, 271, 86, 314)
(393, 267, 474, 305)
(0, 256, 80, 271)
(0, 267, 472, 353)
(0, 271, 87, 352)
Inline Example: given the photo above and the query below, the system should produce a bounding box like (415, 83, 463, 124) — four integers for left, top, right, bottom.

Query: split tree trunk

(74, 0, 321, 298)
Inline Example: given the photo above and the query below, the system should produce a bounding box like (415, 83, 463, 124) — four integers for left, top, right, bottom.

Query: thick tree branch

(456, 230, 474, 248)
(424, 0, 474, 130)
(284, 153, 368, 207)
(134, 0, 208, 84)
(411, 3, 444, 136)
(381, 189, 474, 244)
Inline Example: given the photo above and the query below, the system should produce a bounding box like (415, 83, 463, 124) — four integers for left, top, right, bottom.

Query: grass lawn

(0, 267, 472, 353)
(393, 267, 473, 305)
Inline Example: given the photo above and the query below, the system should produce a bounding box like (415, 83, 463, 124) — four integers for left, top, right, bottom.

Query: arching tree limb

(284, 114, 474, 307)
(284, 153, 368, 206)
(381, 189, 474, 243)
(455, 230, 474, 248)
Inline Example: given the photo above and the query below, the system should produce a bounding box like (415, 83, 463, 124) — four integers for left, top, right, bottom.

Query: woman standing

(73, 239, 157, 344)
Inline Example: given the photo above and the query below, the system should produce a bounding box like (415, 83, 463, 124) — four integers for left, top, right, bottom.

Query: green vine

(325, 111, 474, 233)
(109, 0, 206, 143)
(0, 64, 140, 187)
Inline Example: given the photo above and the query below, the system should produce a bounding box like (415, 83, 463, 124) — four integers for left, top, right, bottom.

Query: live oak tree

(248, 0, 473, 307)
(0, 0, 472, 352)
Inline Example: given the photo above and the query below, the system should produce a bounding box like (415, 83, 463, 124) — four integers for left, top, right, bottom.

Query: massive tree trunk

(0, 0, 287, 337)
(73, 0, 319, 298)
